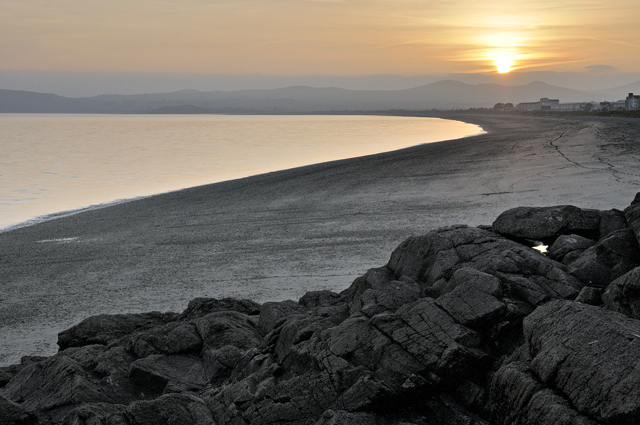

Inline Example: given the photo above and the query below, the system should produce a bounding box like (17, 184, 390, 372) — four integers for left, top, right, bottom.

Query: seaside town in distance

(495, 92, 640, 112)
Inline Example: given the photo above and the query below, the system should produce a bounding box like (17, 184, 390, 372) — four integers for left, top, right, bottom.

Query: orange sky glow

(1, 0, 638, 76)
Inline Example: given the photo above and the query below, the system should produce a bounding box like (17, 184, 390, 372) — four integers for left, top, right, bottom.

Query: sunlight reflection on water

(0, 114, 483, 229)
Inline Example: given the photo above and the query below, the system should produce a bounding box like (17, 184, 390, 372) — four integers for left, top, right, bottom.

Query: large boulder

(128, 354, 207, 394)
(492, 205, 603, 244)
(386, 225, 582, 306)
(62, 402, 128, 425)
(63, 394, 214, 425)
(489, 362, 597, 425)
(126, 394, 214, 425)
(58, 312, 178, 350)
(625, 192, 640, 246)
(258, 300, 306, 334)
(177, 297, 261, 320)
(568, 228, 640, 287)
(0, 393, 37, 425)
(547, 234, 595, 264)
(0, 355, 113, 423)
(490, 300, 640, 424)
(435, 268, 506, 328)
(602, 266, 640, 319)
(130, 321, 202, 358)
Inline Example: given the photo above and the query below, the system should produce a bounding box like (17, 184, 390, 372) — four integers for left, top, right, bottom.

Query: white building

(626, 93, 640, 110)
(540, 98, 560, 110)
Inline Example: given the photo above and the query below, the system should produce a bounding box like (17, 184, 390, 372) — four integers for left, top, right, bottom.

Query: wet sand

(1, 112, 639, 365)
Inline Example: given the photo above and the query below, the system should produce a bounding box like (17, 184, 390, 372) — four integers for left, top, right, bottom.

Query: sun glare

(496, 58, 512, 73)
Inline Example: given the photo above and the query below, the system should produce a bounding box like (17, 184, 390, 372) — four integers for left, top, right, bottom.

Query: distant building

(540, 98, 560, 110)
(614, 100, 627, 110)
(516, 101, 541, 111)
(516, 98, 560, 111)
(557, 102, 593, 111)
(626, 93, 640, 110)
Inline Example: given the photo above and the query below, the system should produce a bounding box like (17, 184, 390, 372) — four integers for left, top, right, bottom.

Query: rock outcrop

(2, 195, 640, 425)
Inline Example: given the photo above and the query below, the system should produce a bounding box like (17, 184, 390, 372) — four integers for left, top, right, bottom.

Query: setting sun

(496, 58, 513, 74)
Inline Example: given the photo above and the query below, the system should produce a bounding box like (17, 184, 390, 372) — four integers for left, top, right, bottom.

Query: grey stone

(62, 403, 129, 425)
(58, 312, 178, 350)
(547, 234, 595, 263)
(130, 321, 202, 358)
(193, 311, 262, 351)
(299, 290, 343, 308)
(387, 226, 582, 306)
(492, 205, 602, 244)
(624, 192, 640, 246)
(574, 286, 604, 305)
(126, 393, 214, 425)
(202, 344, 245, 384)
(489, 361, 597, 425)
(314, 409, 381, 425)
(178, 297, 261, 320)
(436, 268, 506, 328)
(599, 209, 628, 240)
(602, 266, 640, 318)
(522, 300, 640, 423)
(0, 355, 112, 423)
(569, 228, 640, 287)
(258, 300, 306, 334)
(0, 393, 37, 425)
(128, 355, 206, 394)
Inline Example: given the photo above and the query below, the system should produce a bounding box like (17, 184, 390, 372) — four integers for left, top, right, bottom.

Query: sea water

(0, 114, 483, 230)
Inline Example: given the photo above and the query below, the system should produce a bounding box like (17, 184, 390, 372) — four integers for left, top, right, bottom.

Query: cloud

(584, 64, 620, 74)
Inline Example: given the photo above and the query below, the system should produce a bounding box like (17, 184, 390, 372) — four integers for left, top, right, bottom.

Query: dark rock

(547, 234, 595, 263)
(358, 279, 421, 317)
(0, 355, 112, 423)
(602, 266, 640, 318)
(258, 300, 306, 334)
(127, 393, 214, 425)
(299, 290, 343, 308)
(128, 354, 206, 394)
(493, 300, 640, 424)
(177, 297, 261, 320)
(492, 205, 603, 244)
(130, 321, 202, 358)
(624, 192, 640, 245)
(314, 409, 381, 425)
(299, 290, 348, 320)
(569, 228, 640, 287)
(489, 361, 597, 425)
(62, 403, 128, 425)
(58, 312, 178, 350)
(599, 209, 628, 239)
(574, 286, 604, 305)
(201, 344, 245, 384)
(453, 380, 486, 411)
(387, 225, 582, 306)
(194, 311, 262, 351)
(436, 268, 506, 328)
(0, 393, 37, 425)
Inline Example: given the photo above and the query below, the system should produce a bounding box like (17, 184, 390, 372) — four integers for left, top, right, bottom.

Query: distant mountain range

(2, 80, 639, 113)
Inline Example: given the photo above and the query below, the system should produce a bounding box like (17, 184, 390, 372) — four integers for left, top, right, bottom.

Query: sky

(1, 0, 639, 95)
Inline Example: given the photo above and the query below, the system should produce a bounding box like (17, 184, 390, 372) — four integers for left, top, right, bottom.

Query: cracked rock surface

(3, 195, 640, 424)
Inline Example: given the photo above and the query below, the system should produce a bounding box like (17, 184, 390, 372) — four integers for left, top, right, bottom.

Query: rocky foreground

(3, 194, 640, 425)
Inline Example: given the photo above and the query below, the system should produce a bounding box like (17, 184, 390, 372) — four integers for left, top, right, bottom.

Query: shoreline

(0, 114, 484, 232)
(1, 112, 640, 365)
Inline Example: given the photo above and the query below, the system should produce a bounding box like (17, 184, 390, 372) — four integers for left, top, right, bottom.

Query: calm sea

(0, 114, 483, 230)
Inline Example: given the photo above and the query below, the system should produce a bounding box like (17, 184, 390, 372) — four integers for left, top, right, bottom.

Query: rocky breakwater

(3, 194, 640, 425)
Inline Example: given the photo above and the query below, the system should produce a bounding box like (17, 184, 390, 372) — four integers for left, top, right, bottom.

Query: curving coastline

(0, 112, 639, 370)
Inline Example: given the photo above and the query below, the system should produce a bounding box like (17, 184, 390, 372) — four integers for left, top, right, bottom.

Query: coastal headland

(1, 112, 639, 368)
